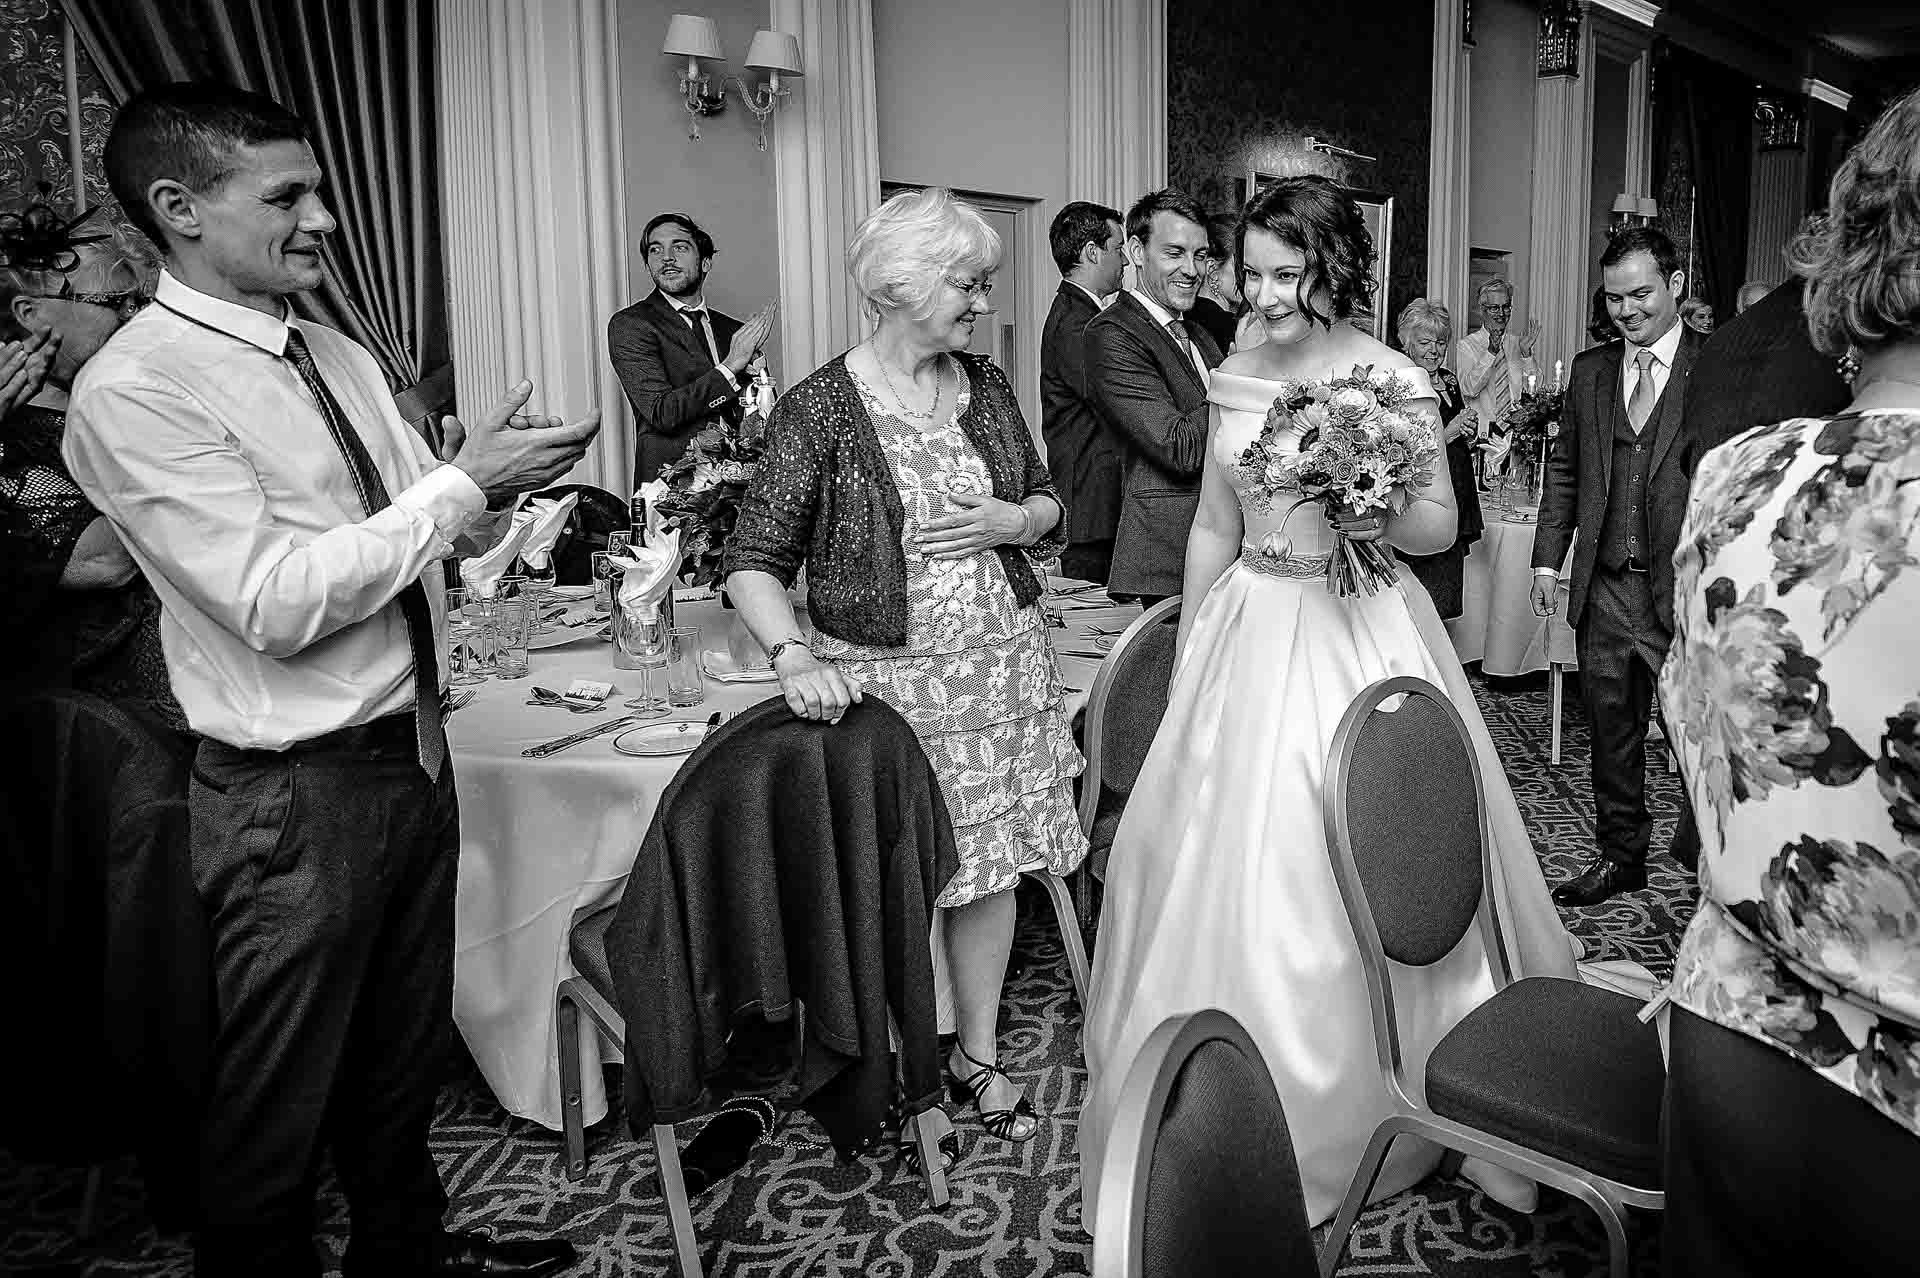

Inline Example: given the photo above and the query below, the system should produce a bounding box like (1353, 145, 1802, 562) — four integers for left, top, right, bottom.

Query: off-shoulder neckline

(1208, 363, 1435, 411)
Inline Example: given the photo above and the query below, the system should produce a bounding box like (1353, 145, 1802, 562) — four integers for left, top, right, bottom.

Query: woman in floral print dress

(727, 189, 1085, 1152)
(1658, 86, 1920, 1274)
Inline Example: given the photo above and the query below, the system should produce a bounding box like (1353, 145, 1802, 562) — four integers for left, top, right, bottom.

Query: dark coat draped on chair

(606, 695, 958, 1156)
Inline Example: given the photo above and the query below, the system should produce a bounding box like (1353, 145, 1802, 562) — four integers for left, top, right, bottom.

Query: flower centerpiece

(1490, 367, 1564, 508)
(1234, 364, 1443, 597)
(649, 374, 773, 588)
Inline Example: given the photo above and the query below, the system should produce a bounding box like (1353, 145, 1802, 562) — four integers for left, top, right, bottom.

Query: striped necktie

(283, 328, 447, 779)
(1488, 336, 1512, 415)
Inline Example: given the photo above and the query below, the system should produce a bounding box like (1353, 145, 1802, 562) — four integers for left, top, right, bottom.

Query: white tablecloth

(1446, 506, 1577, 677)
(450, 590, 1126, 1131)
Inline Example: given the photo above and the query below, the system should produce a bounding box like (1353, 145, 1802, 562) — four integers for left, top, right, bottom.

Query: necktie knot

(283, 328, 314, 367)
(1635, 348, 1657, 372)
(1166, 318, 1188, 342)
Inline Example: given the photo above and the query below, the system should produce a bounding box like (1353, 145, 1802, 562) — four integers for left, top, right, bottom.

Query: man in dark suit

(1040, 200, 1125, 583)
(1532, 227, 1704, 905)
(1085, 188, 1221, 604)
(607, 212, 774, 486)
(1684, 278, 1850, 454)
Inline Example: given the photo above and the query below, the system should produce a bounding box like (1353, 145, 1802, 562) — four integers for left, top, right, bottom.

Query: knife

(522, 716, 640, 757)
(699, 710, 723, 741)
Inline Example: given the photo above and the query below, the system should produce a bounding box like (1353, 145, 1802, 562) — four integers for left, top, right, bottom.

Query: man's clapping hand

(724, 304, 777, 376)
(443, 380, 601, 502)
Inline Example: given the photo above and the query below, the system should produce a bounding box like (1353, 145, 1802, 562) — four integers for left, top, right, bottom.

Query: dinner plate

(701, 646, 778, 683)
(547, 585, 596, 600)
(611, 720, 708, 756)
(528, 615, 606, 650)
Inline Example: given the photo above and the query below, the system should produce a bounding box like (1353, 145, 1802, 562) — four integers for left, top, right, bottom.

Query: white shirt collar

(153, 270, 297, 356)
(1628, 317, 1684, 368)
(664, 292, 708, 316)
(1126, 287, 1182, 331)
(1068, 280, 1109, 310)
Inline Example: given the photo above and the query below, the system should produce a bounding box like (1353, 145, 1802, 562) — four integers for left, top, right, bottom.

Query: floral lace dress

(811, 375, 1088, 907)
(1662, 410, 1920, 1135)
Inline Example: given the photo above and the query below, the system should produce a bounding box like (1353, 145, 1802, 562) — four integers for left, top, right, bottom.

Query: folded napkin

(1479, 430, 1512, 471)
(517, 492, 579, 572)
(461, 508, 537, 599)
(609, 527, 681, 624)
(634, 478, 676, 544)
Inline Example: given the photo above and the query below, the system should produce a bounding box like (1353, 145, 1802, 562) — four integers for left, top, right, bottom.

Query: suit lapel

(1647, 328, 1701, 478)
(1114, 292, 1207, 400)
(647, 291, 712, 365)
(1595, 343, 1625, 500)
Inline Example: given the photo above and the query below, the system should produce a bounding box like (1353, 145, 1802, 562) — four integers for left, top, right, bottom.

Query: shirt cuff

(714, 364, 739, 391)
(1532, 567, 1560, 579)
(396, 463, 490, 546)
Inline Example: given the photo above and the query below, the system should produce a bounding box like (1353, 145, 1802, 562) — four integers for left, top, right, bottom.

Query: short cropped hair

(1124, 188, 1207, 246)
(1396, 298, 1453, 351)
(847, 187, 1000, 320)
(1237, 174, 1376, 328)
(1600, 226, 1682, 281)
(1049, 200, 1121, 275)
(1788, 84, 1920, 355)
(104, 81, 309, 250)
(642, 212, 715, 261)
(1476, 278, 1513, 306)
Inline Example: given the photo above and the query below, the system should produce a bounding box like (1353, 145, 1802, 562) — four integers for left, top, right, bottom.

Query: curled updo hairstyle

(847, 187, 1001, 322)
(1787, 84, 1920, 356)
(1236, 174, 1377, 330)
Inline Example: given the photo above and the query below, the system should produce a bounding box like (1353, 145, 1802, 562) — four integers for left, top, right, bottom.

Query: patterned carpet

(2, 668, 1694, 1277)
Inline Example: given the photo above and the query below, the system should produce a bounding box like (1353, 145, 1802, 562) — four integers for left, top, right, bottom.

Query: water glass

(446, 588, 489, 686)
(612, 604, 669, 717)
(665, 625, 704, 708)
(591, 551, 615, 613)
(521, 558, 558, 632)
(489, 597, 533, 679)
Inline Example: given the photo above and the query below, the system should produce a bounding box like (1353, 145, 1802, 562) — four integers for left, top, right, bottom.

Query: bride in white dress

(1079, 176, 1577, 1231)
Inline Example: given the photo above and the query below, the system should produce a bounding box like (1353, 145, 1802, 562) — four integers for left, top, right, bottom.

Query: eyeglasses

(944, 275, 994, 301)
(1481, 303, 1512, 315)
(39, 288, 149, 320)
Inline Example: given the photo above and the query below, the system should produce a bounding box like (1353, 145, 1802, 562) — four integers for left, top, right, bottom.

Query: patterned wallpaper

(0, 0, 134, 240)
(1167, 0, 1434, 337)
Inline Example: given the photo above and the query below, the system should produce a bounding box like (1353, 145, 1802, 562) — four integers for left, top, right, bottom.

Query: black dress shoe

(433, 1229, 577, 1276)
(1551, 858, 1647, 907)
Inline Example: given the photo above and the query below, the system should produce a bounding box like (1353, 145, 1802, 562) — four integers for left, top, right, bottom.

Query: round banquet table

(1445, 501, 1577, 677)
(449, 587, 1129, 1131)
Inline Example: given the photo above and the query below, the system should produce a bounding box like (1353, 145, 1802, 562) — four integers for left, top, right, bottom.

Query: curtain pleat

(1675, 49, 1752, 322)
(57, 0, 448, 394)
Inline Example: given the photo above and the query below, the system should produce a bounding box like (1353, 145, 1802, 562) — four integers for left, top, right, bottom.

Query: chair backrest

(533, 483, 630, 583)
(1078, 597, 1180, 833)
(1322, 676, 1512, 1100)
(1095, 1008, 1316, 1278)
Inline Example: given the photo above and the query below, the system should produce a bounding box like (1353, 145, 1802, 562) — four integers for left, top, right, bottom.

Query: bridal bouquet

(650, 377, 773, 587)
(1236, 364, 1442, 597)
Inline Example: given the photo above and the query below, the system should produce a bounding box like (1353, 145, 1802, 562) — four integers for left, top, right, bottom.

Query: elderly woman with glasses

(727, 187, 1085, 1153)
(1394, 298, 1483, 619)
(0, 208, 179, 729)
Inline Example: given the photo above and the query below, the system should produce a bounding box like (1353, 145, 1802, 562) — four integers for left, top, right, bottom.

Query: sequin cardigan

(725, 351, 1069, 648)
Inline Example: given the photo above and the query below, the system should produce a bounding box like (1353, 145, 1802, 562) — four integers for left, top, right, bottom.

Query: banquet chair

(1318, 676, 1665, 1278)
(529, 483, 629, 584)
(1073, 597, 1181, 933)
(555, 698, 957, 1278)
(1093, 1008, 1316, 1278)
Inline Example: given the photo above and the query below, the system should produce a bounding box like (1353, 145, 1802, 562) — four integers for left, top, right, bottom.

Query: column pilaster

(1525, 5, 1596, 378)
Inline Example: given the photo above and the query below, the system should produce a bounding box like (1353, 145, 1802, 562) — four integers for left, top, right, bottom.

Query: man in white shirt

(1455, 278, 1540, 432)
(64, 82, 597, 1278)
(1528, 227, 1704, 908)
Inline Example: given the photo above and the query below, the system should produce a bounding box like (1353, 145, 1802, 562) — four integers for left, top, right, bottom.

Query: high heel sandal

(947, 1043, 1039, 1143)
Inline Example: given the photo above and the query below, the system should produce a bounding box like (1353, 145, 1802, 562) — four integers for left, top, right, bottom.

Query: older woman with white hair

(726, 188, 1085, 1152)
(1395, 298, 1482, 619)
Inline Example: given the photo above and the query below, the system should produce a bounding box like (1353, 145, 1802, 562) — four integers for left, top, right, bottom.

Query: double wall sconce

(662, 13, 804, 149)
(1608, 193, 1659, 234)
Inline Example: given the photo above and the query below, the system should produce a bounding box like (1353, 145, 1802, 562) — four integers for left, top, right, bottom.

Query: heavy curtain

(58, 0, 448, 403)
(1653, 44, 1752, 322)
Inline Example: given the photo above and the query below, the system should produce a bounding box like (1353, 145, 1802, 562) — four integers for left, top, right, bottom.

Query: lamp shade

(744, 29, 803, 76)
(663, 14, 723, 61)
(1610, 193, 1638, 215)
(744, 29, 803, 75)
(1635, 196, 1659, 217)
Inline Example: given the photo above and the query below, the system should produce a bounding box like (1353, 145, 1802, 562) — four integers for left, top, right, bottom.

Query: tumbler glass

(591, 551, 615, 613)
(445, 588, 489, 686)
(665, 625, 704, 708)
(521, 557, 558, 632)
(489, 597, 533, 679)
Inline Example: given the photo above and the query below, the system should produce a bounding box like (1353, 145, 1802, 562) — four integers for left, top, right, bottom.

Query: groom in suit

(607, 212, 774, 486)
(1531, 228, 1704, 906)
(1085, 188, 1221, 604)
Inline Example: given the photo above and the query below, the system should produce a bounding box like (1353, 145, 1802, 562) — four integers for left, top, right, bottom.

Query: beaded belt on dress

(1239, 542, 1332, 580)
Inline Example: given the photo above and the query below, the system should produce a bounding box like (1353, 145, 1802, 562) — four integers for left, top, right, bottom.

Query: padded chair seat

(1424, 976, 1665, 1189)
(569, 902, 619, 1002)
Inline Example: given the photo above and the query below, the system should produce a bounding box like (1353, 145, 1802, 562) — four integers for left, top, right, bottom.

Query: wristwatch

(766, 637, 810, 664)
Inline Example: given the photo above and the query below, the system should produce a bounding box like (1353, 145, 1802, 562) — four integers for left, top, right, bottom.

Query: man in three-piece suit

(1040, 200, 1126, 583)
(1683, 278, 1850, 455)
(607, 212, 774, 487)
(1085, 188, 1222, 604)
(1532, 228, 1704, 906)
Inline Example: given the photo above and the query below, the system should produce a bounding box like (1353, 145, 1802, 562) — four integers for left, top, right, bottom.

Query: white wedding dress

(1079, 366, 1577, 1231)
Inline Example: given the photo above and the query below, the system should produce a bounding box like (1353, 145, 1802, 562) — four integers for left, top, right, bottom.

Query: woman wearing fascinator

(0, 194, 181, 729)
(1080, 175, 1578, 1230)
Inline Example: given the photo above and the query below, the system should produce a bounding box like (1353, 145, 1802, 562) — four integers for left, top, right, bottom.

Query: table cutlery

(447, 689, 477, 714)
(523, 716, 641, 757)
(528, 686, 606, 713)
(1047, 581, 1106, 597)
(699, 710, 730, 741)
(1055, 648, 1109, 659)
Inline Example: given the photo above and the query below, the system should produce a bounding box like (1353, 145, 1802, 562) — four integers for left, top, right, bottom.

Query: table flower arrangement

(1489, 377, 1563, 510)
(1236, 364, 1442, 597)
(649, 374, 774, 588)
